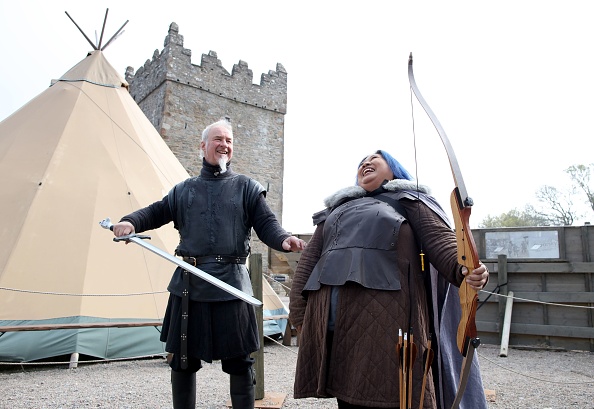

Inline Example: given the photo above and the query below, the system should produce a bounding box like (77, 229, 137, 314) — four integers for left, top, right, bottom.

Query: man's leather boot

(229, 368, 255, 409)
(171, 370, 196, 409)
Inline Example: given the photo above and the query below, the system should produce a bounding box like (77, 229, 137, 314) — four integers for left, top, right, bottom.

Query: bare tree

(479, 205, 549, 228)
(565, 163, 594, 213)
(478, 164, 592, 228)
(535, 185, 578, 225)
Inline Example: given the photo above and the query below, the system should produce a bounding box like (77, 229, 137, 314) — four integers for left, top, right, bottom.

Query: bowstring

(409, 81, 426, 273)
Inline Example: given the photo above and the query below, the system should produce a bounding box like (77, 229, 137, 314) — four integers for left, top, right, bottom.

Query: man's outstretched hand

(282, 236, 307, 252)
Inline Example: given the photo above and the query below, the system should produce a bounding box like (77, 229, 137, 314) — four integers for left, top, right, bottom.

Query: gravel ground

(0, 340, 593, 409)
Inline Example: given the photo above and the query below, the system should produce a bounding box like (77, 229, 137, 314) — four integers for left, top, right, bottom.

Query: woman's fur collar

(324, 179, 431, 209)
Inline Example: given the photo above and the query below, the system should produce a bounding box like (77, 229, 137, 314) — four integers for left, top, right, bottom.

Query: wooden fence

(271, 226, 594, 351)
(467, 225, 594, 351)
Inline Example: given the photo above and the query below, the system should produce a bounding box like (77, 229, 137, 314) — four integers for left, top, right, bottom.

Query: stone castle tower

(124, 22, 288, 271)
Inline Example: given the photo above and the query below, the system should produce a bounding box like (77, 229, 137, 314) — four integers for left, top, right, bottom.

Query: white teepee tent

(0, 50, 190, 362)
(0, 47, 290, 362)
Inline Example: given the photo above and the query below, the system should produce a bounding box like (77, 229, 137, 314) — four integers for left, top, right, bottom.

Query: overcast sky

(2, 1, 593, 233)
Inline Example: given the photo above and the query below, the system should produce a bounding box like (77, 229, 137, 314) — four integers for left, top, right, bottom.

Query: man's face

(201, 125, 233, 166)
(357, 153, 394, 192)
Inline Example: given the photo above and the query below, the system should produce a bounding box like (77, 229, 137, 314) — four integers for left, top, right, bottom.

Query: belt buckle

(215, 255, 223, 262)
(187, 256, 197, 266)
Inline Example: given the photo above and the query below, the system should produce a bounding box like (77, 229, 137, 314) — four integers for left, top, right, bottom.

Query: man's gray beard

(218, 156, 228, 174)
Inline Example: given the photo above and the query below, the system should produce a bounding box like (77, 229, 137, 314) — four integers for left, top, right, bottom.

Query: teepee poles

(64, 11, 97, 50)
(65, 8, 128, 52)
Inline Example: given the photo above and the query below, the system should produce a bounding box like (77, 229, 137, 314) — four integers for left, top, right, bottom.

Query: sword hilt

(99, 217, 114, 230)
(99, 217, 151, 242)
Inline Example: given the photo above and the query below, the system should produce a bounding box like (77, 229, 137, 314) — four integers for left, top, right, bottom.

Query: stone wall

(125, 22, 289, 271)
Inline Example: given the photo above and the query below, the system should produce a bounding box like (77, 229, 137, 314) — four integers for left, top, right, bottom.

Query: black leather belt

(182, 255, 247, 266)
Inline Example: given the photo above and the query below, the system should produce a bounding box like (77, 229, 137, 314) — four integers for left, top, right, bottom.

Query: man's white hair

(201, 118, 233, 143)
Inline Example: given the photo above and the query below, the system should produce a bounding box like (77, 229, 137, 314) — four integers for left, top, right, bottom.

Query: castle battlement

(125, 23, 287, 113)
(125, 23, 288, 273)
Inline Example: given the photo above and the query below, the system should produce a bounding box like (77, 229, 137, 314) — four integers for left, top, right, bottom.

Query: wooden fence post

(499, 291, 514, 357)
(497, 254, 508, 341)
(581, 225, 594, 352)
(249, 253, 265, 401)
(69, 352, 79, 369)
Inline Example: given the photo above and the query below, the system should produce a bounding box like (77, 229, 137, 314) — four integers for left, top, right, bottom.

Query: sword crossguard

(113, 233, 151, 242)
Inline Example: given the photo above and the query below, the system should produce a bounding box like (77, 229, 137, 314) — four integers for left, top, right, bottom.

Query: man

(112, 118, 305, 409)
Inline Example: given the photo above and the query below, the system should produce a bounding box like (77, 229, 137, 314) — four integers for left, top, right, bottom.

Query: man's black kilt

(160, 294, 260, 367)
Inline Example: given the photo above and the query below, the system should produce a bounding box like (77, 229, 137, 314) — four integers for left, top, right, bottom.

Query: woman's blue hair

(379, 150, 414, 180)
(356, 150, 414, 183)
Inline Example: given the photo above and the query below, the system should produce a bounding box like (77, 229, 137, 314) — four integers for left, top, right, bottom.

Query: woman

(289, 150, 488, 409)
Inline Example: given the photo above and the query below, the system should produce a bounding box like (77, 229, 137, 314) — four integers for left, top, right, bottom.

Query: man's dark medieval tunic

(120, 159, 291, 370)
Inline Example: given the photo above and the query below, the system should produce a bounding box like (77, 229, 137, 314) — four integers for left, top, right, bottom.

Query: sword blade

(127, 237, 262, 306)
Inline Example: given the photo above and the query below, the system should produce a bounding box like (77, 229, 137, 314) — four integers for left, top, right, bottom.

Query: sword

(99, 218, 262, 306)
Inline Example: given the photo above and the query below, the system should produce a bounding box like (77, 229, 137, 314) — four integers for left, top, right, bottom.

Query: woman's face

(357, 154, 394, 192)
